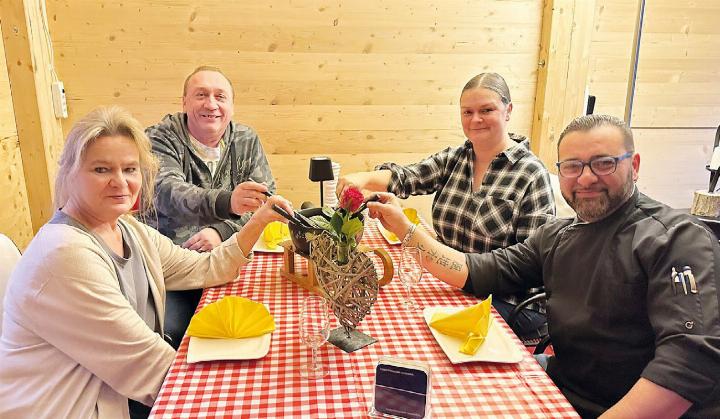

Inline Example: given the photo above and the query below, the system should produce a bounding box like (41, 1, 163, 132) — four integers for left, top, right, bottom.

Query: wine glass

(399, 246, 423, 310)
(299, 295, 331, 379)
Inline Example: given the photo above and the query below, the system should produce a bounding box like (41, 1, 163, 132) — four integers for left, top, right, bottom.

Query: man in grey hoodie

(146, 66, 275, 347)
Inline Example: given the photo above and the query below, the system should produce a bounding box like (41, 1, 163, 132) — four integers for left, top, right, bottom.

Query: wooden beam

(624, 0, 645, 125)
(0, 0, 64, 232)
(531, 0, 596, 169)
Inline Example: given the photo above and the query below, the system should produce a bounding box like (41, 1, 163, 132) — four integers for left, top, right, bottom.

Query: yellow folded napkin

(262, 221, 290, 249)
(385, 208, 421, 242)
(186, 296, 275, 339)
(429, 296, 493, 355)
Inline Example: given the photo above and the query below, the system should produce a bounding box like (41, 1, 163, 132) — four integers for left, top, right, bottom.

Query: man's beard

(564, 172, 634, 222)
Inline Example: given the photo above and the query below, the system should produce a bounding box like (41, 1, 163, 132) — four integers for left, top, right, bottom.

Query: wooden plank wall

(532, 0, 595, 167)
(633, 0, 720, 207)
(46, 0, 544, 214)
(0, 22, 33, 249)
(1, 0, 65, 235)
(589, 0, 720, 208)
(587, 0, 636, 118)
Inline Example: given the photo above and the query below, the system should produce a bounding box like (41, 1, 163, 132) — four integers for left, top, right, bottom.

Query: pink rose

(339, 187, 364, 213)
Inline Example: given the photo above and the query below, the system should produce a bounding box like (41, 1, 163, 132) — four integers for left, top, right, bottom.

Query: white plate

(377, 223, 401, 245)
(423, 306, 524, 364)
(252, 237, 285, 253)
(186, 333, 272, 363)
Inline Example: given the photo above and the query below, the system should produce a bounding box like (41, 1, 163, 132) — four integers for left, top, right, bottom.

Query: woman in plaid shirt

(338, 73, 555, 340)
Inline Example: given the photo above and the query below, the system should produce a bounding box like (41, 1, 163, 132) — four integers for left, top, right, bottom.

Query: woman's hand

(251, 195, 294, 227)
(337, 172, 369, 199)
(336, 170, 392, 198)
(367, 192, 413, 239)
(235, 195, 294, 256)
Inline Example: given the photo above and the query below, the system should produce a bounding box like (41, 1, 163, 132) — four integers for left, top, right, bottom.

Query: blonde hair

(182, 65, 235, 99)
(54, 106, 159, 215)
(462, 73, 511, 105)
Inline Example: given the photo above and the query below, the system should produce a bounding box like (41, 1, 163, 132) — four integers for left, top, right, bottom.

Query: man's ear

(631, 152, 640, 182)
(505, 102, 513, 121)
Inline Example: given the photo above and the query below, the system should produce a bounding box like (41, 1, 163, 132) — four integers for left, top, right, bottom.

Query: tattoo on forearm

(415, 243, 463, 272)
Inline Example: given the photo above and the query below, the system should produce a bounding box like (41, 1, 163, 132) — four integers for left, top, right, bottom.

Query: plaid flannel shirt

(377, 134, 555, 311)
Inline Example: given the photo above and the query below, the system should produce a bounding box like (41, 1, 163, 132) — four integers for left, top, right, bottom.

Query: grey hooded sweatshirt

(145, 112, 275, 244)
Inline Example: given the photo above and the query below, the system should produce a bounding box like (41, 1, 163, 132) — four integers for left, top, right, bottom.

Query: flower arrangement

(308, 186, 366, 264)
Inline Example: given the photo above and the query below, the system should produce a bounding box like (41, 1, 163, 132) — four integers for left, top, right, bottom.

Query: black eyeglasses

(556, 151, 633, 178)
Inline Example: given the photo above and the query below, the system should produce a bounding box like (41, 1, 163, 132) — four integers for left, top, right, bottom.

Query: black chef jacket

(464, 189, 720, 417)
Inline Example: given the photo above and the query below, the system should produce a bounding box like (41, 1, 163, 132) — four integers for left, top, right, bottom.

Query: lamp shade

(308, 157, 334, 182)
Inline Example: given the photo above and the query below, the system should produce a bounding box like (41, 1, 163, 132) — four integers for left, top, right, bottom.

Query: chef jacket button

(685, 321, 694, 330)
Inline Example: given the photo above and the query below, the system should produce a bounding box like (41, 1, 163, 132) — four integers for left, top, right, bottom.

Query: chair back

(0, 234, 21, 334)
(550, 173, 575, 218)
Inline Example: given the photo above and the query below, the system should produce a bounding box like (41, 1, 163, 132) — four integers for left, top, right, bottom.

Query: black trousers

(128, 399, 151, 419)
(163, 288, 203, 350)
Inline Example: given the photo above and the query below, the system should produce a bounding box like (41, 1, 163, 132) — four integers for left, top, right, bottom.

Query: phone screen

(373, 363, 428, 419)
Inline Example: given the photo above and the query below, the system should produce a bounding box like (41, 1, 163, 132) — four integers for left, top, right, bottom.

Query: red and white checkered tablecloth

(150, 219, 578, 418)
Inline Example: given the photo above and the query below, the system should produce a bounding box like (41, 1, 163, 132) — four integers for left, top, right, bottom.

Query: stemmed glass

(299, 295, 331, 379)
(399, 246, 423, 310)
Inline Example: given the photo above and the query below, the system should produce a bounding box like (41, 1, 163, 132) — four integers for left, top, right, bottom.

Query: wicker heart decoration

(309, 234, 379, 336)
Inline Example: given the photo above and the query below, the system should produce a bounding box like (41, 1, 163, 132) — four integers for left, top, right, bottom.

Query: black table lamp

(309, 156, 335, 207)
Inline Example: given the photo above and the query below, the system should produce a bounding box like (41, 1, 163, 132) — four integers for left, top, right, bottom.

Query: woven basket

(309, 234, 379, 336)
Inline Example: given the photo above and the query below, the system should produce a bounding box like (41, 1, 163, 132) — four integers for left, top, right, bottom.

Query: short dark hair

(182, 65, 234, 98)
(461, 73, 511, 105)
(557, 114, 634, 153)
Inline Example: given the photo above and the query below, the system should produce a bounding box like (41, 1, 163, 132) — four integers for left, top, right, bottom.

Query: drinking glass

(299, 295, 331, 379)
(399, 246, 423, 310)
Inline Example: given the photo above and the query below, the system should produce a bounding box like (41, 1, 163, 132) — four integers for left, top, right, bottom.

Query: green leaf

(341, 218, 364, 238)
(321, 206, 335, 218)
(309, 215, 333, 232)
(330, 212, 344, 235)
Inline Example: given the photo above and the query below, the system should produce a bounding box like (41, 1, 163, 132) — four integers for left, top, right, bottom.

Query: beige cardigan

(0, 215, 251, 418)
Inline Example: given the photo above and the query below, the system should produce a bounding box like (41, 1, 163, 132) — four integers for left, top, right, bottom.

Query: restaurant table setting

(150, 212, 577, 418)
(184, 296, 276, 364)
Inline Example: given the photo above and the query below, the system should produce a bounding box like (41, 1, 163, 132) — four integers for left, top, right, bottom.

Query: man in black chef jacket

(368, 114, 720, 418)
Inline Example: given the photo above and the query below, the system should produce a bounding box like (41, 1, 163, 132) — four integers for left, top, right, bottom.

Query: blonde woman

(0, 107, 292, 418)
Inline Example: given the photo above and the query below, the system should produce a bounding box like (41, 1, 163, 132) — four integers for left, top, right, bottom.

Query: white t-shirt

(189, 135, 225, 176)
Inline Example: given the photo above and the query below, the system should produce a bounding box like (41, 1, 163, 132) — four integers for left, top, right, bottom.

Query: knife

(708, 126, 720, 192)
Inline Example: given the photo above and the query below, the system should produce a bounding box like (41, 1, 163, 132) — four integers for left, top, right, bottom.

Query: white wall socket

(51, 81, 68, 119)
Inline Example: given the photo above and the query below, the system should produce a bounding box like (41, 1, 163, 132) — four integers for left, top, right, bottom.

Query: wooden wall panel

(632, 1, 720, 206)
(588, 0, 720, 208)
(587, 0, 636, 117)
(46, 0, 544, 208)
(632, 0, 720, 128)
(634, 128, 715, 209)
(1, 0, 66, 233)
(0, 24, 33, 249)
(531, 0, 596, 167)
